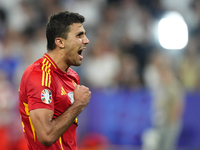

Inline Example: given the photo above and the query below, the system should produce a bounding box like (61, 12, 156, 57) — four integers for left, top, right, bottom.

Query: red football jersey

(19, 53, 79, 150)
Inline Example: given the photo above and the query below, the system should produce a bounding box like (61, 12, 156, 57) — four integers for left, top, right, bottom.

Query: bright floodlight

(158, 11, 188, 50)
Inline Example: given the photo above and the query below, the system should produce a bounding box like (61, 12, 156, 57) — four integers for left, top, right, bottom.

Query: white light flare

(158, 11, 188, 50)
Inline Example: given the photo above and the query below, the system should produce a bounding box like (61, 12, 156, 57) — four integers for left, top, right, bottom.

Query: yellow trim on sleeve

(42, 59, 51, 88)
(59, 137, 64, 150)
(23, 102, 36, 141)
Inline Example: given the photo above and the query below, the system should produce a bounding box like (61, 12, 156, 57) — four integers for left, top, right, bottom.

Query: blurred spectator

(177, 38, 200, 91)
(4, 1, 38, 33)
(62, 0, 103, 29)
(0, 8, 7, 40)
(0, 30, 24, 84)
(143, 51, 184, 150)
(28, 26, 47, 62)
(0, 70, 26, 150)
(123, 0, 153, 43)
(96, 4, 125, 47)
(119, 1, 155, 85)
(138, 0, 165, 18)
(81, 38, 120, 88)
(115, 53, 141, 89)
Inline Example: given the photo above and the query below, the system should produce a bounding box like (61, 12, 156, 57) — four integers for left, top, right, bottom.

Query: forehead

(68, 23, 85, 34)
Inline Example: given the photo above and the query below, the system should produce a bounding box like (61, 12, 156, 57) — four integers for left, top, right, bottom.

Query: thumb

(74, 83, 80, 90)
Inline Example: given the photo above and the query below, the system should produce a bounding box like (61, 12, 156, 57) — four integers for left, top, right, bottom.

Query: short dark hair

(46, 11, 85, 50)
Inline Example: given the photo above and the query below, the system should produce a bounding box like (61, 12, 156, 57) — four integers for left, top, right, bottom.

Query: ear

(55, 38, 65, 49)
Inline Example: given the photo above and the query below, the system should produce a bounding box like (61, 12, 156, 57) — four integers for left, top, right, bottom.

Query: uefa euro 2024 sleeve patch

(41, 89, 52, 104)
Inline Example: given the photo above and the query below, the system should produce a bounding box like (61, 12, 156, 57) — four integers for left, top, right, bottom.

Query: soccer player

(19, 11, 91, 150)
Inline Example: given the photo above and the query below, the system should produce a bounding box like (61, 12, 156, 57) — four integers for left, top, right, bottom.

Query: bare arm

(30, 85, 91, 146)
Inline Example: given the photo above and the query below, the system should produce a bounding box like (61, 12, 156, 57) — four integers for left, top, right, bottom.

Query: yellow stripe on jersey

(20, 115, 25, 132)
(42, 70, 45, 86)
(48, 68, 51, 87)
(44, 60, 49, 72)
(45, 68, 49, 86)
(59, 137, 64, 150)
(46, 63, 51, 86)
(42, 58, 46, 70)
(23, 102, 36, 141)
(44, 54, 57, 69)
(42, 59, 51, 88)
(42, 58, 46, 86)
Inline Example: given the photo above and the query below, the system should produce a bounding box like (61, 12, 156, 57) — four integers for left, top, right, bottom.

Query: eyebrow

(77, 31, 86, 36)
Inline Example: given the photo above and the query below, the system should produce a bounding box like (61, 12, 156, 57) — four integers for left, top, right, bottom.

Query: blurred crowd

(0, 0, 200, 149)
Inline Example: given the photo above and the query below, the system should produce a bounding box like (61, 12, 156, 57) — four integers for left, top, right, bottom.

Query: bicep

(30, 108, 54, 143)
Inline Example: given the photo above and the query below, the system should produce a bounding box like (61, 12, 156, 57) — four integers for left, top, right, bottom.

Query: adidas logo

(61, 87, 67, 95)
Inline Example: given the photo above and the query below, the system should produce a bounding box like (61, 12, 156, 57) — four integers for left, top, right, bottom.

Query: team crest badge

(68, 92, 74, 104)
(41, 89, 52, 104)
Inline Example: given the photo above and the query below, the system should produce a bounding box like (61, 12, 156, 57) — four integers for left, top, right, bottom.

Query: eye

(77, 32, 84, 37)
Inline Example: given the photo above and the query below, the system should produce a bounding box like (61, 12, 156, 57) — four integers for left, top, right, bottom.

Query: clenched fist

(73, 85, 91, 108)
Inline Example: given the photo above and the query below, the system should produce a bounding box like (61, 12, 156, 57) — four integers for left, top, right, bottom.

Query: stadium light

(158, 11, 188, 50)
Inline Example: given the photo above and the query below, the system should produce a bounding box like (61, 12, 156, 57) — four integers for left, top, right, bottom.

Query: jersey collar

(43, 53, 57, 69)
(43, 53, 72, 75)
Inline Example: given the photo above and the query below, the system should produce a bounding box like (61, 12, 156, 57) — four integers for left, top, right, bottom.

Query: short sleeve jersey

(19, 54, 79, 150)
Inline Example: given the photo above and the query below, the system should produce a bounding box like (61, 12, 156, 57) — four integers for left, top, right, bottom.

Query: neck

(47, 50, 69, 72)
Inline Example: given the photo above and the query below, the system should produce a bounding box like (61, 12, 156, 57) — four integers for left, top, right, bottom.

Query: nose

(83, 36, 90, 44)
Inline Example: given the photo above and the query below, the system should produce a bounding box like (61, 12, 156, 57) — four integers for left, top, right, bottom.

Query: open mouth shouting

(78, 47, 86, 59)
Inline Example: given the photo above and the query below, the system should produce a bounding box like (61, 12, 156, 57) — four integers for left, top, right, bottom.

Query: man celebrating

(19, 11, 91, 150)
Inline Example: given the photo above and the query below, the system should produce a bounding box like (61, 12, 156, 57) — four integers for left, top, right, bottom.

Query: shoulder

(23, 58, 43, 78)
(21, 58, 55, 87)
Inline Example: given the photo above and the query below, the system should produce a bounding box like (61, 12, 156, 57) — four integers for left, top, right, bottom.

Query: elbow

(38, 135, 55, 147)
(40, 140, 53, 147)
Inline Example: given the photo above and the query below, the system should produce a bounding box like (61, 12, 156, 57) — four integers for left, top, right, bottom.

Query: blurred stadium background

(0, 0, 200, 150)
